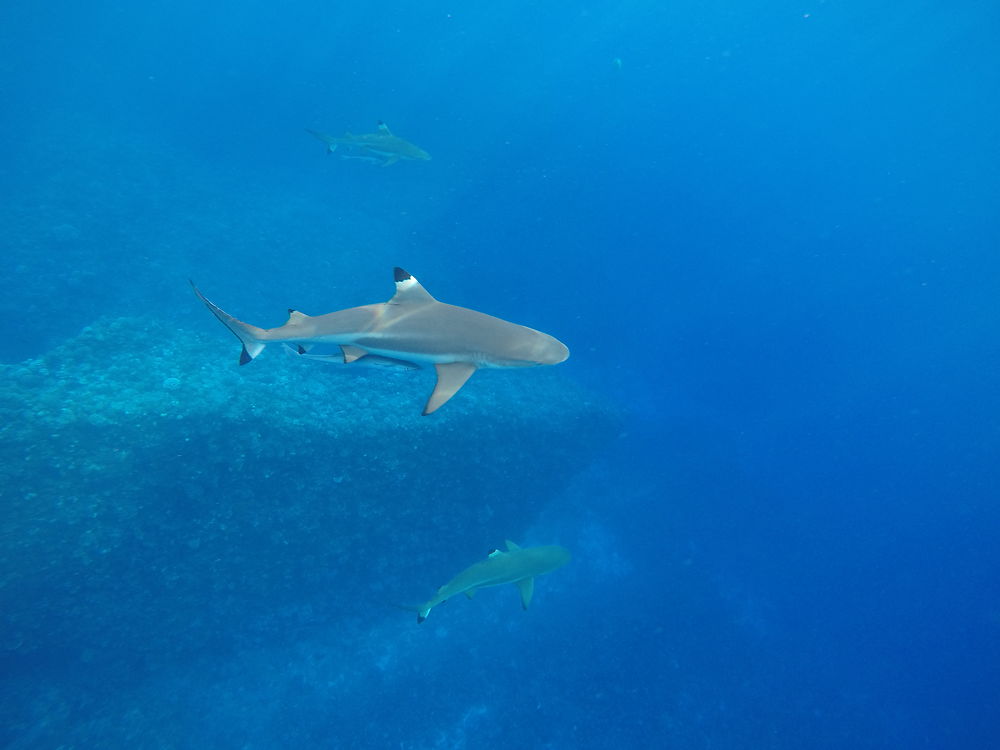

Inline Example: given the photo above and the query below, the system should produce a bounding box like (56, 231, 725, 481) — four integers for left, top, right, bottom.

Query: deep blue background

(2, 1, 998, 747)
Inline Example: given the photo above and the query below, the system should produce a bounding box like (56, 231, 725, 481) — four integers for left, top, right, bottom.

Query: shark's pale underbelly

(349, 342, 515, 369)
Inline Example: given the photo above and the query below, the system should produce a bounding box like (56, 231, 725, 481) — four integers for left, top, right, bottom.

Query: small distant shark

(191, 268, 569, 415)
(306, 121, 430, 166)
(414, 541, 571, 623)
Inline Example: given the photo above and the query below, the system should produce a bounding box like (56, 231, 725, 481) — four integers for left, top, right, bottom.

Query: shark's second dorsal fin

(390, 267, 436, 305)
(285, 309, 310, 326)
(505, 540, 521, 552)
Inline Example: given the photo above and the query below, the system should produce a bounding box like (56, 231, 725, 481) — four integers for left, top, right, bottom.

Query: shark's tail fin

(389, 601, 432, 624)
(305, 128, 338, 153)
(190, 281, 268, 365)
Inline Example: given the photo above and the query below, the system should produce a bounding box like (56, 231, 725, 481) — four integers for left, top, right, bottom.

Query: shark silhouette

(306, 121, 430, 166)
(414, 541, 571, 623)
(191, 268, 569, 414)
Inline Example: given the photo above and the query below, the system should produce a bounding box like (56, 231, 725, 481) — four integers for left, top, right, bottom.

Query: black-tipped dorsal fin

(390, 267, 436, 305)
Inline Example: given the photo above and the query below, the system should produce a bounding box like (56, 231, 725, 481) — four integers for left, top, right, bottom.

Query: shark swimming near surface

(413, 541, 571, 623)
(306, 121, 430, 166)
(191, 268, 569, 415)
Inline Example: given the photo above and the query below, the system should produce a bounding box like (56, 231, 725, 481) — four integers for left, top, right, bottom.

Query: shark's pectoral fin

(381, 154, 400, 167)
(515, 577, 535, 610)
(423, 362, 477, 415)
(341, 345, 368, 363)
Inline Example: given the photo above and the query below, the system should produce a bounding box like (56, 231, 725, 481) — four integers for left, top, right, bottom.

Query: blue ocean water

(1, 1, 998, 747)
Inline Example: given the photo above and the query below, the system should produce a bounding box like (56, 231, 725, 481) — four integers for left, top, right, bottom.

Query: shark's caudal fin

(190, 281, 268, 365)
(388, 602, 429, 623)
(305, 128, 337, 153)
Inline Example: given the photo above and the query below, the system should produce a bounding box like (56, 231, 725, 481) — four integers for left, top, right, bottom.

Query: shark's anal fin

(515, 577, 535, 610)
(341, 345, 368, 363)
(423, 362, 477, 415)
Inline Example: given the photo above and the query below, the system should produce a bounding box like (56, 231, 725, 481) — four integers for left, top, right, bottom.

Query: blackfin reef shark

(306, 121, 430, 166)
(191, 268, 569, 415)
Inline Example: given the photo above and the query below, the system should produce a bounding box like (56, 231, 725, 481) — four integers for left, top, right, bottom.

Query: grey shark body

(306, 121, 430, 166)
(416, 541, 571, 623)
(191, 268, 569, 415)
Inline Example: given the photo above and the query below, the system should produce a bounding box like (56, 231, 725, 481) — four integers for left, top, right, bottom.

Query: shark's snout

(539, 336, 570, 365)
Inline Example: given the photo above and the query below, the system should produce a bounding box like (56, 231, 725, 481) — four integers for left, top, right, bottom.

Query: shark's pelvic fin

(390, 267, 436, 305)
(515, 577, 535, 610)
(424, 362, 477, 415)
(464, 589, 477, 599)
